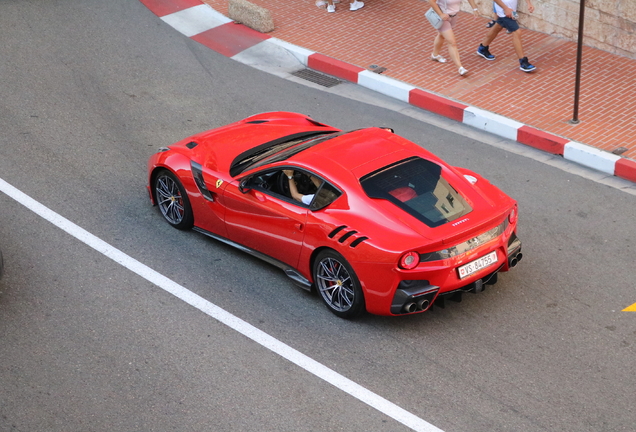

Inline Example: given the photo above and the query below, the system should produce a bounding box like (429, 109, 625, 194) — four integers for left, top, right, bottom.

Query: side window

(247, 168, 341, 209)
(250, 170, 280, 193)
(285, 169, 321, 206)
(310, 182, 341, 210)
(248, 169, 302, 202)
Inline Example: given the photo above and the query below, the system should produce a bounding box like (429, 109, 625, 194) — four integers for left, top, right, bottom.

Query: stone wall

(466, 0, 636, 59)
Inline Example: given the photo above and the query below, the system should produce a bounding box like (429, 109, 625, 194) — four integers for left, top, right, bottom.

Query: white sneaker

(327, 4, 335, 12)
(459, 66, 468, 76)
(315, 0, 326, 7)
(350, 0, 364, 11)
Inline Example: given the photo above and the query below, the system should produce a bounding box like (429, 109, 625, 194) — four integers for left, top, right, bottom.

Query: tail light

(508, 205, 518, 224)
(399, 251, 420, 270)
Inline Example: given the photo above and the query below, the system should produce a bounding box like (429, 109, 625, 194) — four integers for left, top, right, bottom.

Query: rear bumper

(360, 233, 522, 316)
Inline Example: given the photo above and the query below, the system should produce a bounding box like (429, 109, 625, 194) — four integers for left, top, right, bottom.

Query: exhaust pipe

(417, 299, 430, 311)
(404, 302, 418, 313)
(509, 252, 523, 268)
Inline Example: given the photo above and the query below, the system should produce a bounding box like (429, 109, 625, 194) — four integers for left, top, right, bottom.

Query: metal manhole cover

(291, 69, 341, 88)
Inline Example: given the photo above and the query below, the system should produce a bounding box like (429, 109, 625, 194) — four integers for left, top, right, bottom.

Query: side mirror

(238, 177, 252, 194)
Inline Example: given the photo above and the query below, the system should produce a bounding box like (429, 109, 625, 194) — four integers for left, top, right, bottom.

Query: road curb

(139, 0, 636, 185)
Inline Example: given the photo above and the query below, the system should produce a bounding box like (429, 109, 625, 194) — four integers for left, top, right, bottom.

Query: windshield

(230, 131, 339, 177)
(248, 132, 347, 171)
(360, 157, 472, 228)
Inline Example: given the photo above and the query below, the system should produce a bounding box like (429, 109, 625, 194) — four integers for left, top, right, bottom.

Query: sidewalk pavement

(140, 0, 636, 184)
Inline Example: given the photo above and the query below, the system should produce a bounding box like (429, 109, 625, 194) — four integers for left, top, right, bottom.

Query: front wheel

(153, 170, 193, 230)
(313, 250, 365, 319)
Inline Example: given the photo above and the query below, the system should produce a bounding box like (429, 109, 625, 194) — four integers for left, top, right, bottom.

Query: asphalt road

(1, 1, 634, 431)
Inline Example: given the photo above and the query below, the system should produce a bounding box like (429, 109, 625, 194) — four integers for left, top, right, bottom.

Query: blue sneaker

(519, 57, 536, 72)
(477, 44, 495, 60)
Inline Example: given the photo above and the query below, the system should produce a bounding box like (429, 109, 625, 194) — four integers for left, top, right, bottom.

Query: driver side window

(310, 181, 341, 210)
(249, 168, 341, 209)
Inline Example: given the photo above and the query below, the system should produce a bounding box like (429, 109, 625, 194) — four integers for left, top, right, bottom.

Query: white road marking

(0, 177, 444, 432)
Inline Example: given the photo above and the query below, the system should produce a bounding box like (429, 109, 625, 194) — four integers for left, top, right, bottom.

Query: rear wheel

(154, 170, 193, 230)
(313, 250, 365, 319)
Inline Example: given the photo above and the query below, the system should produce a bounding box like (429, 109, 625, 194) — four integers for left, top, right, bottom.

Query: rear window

(360, 157, 472, 227)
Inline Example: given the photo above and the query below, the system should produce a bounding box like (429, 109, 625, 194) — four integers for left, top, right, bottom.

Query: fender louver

(328, 225, 347, 238)
(338, 230, 358, 243)
(328, 225, 369, 248)
(349, 237, 369, 248)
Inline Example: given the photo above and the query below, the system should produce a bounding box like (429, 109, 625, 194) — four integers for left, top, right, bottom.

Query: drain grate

(291, 69, 341, 88)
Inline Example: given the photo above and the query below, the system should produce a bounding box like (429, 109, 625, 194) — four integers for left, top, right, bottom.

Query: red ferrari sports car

(147, 112, 522, 318)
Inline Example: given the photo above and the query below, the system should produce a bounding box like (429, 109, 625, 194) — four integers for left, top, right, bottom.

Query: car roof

(186, 113, 340, 174)
(287, 127, 443, 179)
(184, 115, 444, 184)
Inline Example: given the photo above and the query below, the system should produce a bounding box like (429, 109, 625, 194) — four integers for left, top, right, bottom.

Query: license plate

(457, 251, 498, 279)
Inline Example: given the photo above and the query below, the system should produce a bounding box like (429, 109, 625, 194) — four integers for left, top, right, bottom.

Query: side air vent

(246, 120, 268, 124)
(191, 161, 214, 202)
(328, 225, 369, 248)
(338, 230, 358, 243)
(328, 225, 347, 238)
(349, 237, 369, 248)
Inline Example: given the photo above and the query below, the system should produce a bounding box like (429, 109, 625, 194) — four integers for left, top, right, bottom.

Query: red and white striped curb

(139, 0, 636, 184)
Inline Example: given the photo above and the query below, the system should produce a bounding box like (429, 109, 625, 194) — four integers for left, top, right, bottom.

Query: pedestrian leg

(440, 29, 467, 75)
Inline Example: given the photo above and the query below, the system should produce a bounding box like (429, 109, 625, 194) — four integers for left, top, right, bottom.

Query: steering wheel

(277, 171, 291, 198)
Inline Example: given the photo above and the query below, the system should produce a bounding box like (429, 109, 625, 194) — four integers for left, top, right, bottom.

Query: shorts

(438, 15, 458, 33)
(496, 16, 520, 33)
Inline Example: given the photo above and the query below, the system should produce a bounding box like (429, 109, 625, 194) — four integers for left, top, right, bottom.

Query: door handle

(295, 223, 304, 231)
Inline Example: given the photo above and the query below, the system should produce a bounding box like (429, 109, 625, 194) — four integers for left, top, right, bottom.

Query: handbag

(425, 0, 447, 30)
(425, 8, 443, 29)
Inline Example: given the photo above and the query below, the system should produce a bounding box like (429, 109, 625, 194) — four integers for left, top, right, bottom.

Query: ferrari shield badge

(216, 179, 223, 188)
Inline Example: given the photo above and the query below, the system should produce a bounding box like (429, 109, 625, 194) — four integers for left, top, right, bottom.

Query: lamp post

(570, 0, 586, 124)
